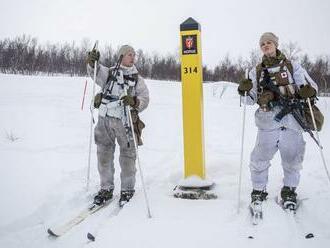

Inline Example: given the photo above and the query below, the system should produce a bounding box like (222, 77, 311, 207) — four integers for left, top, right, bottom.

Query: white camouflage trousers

(94, 116, 136, 191)
(249, 127, 306, 191)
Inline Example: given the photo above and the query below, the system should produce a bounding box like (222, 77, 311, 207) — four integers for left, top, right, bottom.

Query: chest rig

(98, 68, 138, 119)
(102, 70, 138, 101)
(256, 59, 298, 111)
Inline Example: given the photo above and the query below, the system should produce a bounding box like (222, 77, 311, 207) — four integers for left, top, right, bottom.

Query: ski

(248, 197, 315, 240)
(47, 199, 114, 237)
(249, 201, 263, 225)
(86, 200, 129, 242)
(275, 196, 315, 239)
(246, 201, 264, 240)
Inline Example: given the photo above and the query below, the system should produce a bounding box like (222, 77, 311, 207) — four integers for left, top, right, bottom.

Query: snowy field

(0, 73, 329, 248)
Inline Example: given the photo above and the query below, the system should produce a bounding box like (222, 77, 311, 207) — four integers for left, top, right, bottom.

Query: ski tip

(47, 228, 59, 237)
(87, 232, 96, 242)
(305, 233, 314, 239)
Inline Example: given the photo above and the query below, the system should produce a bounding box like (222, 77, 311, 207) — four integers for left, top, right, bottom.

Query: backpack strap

(283, 59, 293, 76)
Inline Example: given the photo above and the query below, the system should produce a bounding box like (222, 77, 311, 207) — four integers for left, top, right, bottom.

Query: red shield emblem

(185, 37, 194, 49)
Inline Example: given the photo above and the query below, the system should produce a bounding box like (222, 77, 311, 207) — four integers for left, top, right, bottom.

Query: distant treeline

(0, 35, 329, 92)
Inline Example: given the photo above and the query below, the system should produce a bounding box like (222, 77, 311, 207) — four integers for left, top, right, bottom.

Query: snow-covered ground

(0, 73, 329, 248)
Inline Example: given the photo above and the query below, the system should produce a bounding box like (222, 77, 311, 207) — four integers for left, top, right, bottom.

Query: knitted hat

(259, 32, 279, 47)
(117, 45, 135, 57)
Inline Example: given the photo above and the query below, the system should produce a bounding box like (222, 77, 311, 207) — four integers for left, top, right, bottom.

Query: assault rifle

(260, 66, 321, 147)
(94, 55, 123, 108)
(102, 55, 124, 96)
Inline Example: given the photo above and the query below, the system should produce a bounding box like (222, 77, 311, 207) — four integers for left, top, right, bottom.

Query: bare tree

(0, 35, 329, 89)
(281, 41, 302, 61)
(248, 48, 262, 69)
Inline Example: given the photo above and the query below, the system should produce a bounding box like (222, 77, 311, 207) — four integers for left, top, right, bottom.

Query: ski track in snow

(0, 74, 329, 248)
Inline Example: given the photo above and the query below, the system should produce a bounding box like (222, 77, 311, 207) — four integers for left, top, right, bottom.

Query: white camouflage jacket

(87, 63, 149, 113)
(243, 61, 318, 132)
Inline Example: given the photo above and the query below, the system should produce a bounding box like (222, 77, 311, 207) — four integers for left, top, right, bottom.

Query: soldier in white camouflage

(238, 32, 318, 210)
(87, 45, 149, 206)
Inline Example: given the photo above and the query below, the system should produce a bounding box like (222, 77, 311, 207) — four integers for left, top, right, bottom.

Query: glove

(257, 90, 275, 111)
(298, 84, 316, 99)
(238, 79, 253, 96)
(121, 95, 138, 108)
(86, 49, 100, 67)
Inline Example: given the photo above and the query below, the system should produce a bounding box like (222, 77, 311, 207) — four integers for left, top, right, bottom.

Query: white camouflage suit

(244, 61, 318, 191)
(88, 63, 149, 191)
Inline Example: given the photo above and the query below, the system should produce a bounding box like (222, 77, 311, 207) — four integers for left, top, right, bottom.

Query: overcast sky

(1, 0, 329, 67)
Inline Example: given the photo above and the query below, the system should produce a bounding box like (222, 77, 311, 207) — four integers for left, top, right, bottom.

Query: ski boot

(250, 189, 268, 224)
(281, 186, 297, 211)
(251, 189, 268, 203)
(119, 190, 135, 207)
(93, 189, 113, 206)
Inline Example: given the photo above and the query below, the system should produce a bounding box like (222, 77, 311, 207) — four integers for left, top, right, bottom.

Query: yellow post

(174, 17, 216, 199)
(180, 17, 205, 179)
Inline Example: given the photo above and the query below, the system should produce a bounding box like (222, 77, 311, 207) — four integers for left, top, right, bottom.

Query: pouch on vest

(301, 69, 324, 131)
(257, 90, 275, 111)
(304, 105, 324, 131)
(274, 69, 290, 86)
(131, 110, 145, 146)
(94, 92, 103, 108)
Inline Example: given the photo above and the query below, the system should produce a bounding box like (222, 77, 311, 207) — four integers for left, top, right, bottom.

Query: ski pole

(237, 69, 249, 214)
(307, 97, 330, 184)
(125, 90, 152, 218)
(81, 80, 88, 111)
(86, 40, 99, 191)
